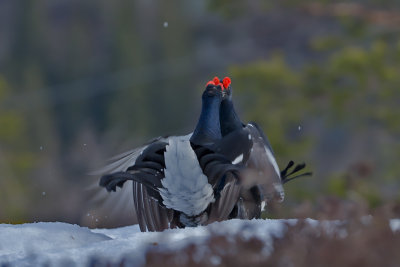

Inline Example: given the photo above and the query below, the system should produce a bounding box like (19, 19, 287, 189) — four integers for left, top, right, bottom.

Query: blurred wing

(93, 134, 191, 176)
(93, 135, 178, 176)
(94, 147, 147, 175)
(88, 180, 135, 226)
(208, 172, 241, 222)
(87, 145, 150, 227)
(243, 123, 284, 202)
(235, 186, 262, 219)
(99, 140, 180, 232)
(133, 182, 171, 232)
(91, 134, 191, 229)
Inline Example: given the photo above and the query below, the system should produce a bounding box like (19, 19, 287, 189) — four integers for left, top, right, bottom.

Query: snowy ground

(1, 219, 399, 267)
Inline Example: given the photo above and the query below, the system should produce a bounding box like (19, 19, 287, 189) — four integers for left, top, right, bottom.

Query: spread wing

(94, 134, 190, 175)
(133, 182, 172, 232)
(93, 134, 191, 230)
(99, 132, 246, 231)
(99, 140, 173, 232)
(244, 122, 313, 205)
(209, 122, 284, 219)
(101, 139, 242, 230)
(87, 146, 148, 227)
(208, 172, 241, 222)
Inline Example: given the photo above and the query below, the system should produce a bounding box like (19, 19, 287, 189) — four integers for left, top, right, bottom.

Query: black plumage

(217, 78, 311, 219)
(100, 84, 241, 231)
(98, 76, 311, 231)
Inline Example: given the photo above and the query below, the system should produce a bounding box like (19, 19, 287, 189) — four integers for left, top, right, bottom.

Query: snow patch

(1, 218, 399, 266)
(0, 220, 287, 266)
(0, 222, 110, 266)
(390, 219, 400, 232)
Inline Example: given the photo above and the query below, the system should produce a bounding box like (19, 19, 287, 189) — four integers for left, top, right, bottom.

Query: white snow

(0, 222, 110, 266)
(1, 218, 399, 267)
(0, 219, 286, 267)
(390, 219, 400, 232)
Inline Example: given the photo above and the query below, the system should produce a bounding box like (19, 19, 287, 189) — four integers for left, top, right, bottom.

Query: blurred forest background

(0, 0, 399, 228)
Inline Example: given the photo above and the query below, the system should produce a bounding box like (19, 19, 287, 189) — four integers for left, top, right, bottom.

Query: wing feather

(141, 188, 157, 232)
(243, 123, 284, 202)
(208, 173, 241, 222)
(133, 182, 147, 232)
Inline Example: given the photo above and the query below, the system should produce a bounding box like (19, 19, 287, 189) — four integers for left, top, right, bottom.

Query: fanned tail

(280, 161, 312, 184)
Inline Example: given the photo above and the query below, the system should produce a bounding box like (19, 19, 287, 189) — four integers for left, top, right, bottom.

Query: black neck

(220, 98, 243, 136)
(190, 94, 222, 145)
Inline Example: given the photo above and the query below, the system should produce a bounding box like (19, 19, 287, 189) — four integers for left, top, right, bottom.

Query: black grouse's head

(205, 76, 231, 100)
(203, 76, 223, 99)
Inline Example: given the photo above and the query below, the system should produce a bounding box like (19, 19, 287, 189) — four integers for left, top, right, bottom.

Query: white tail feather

(159, 137, 214, 216)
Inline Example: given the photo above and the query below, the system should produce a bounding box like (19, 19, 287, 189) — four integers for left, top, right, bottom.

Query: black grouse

(100, 83, 241, 231)
(213, 76, 311, 219)
(98, 77, 311, 231)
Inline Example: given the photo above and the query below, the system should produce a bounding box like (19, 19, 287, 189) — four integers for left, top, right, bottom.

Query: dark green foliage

(230, 37, 400, 212)
(1, 0, 400, 225)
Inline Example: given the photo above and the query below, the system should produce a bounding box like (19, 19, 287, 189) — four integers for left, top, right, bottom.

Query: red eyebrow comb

(206, 76, 231, 89)
(222, 77, 231, 89)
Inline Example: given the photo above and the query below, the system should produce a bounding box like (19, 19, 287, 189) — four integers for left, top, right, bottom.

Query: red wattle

(213, 77, 220, 85)
(206, 81, 214, 86)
